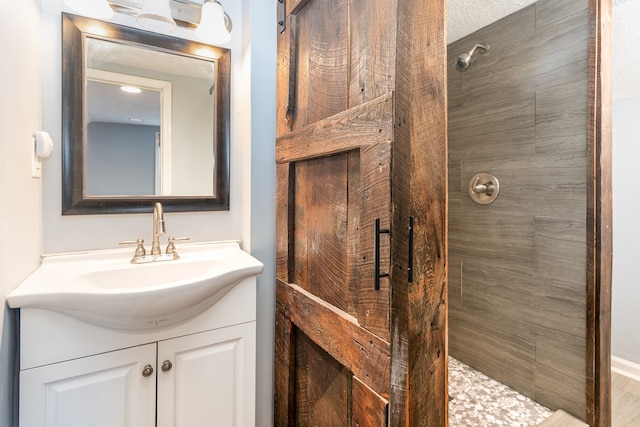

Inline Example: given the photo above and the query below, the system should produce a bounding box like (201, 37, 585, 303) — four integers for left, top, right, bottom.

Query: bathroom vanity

(8, 241, 262, 427)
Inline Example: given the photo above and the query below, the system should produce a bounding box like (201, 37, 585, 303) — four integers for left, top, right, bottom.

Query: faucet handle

(119, 238, 146, 258)
(166, 236, 190, 257)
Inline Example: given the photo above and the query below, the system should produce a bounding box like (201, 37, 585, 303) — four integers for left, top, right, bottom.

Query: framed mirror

(62, 13, 230, 214)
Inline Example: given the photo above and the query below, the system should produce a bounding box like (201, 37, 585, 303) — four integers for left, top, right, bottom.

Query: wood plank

(389, 0, 448, 424)
(276, 92, 393, 163)
(275, 163, 292, 282)
(276, 10, 293, 137)
(286, 0, 311, 16)
(586, 0, 612, 425)
(352, 376, 388, 427)
(356, 143, 392, 340)
(348, 0, 396, 107)
(274, 310, 296, 427)
(299, 333, 350, 426)
(306, 0, 349, 124)
(294, 9, 309, 130)
(292, 154, 351, 312)
(276, 279, 390, 396)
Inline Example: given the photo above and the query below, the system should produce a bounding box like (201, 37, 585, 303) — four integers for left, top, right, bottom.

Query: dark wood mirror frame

(62, 13, 231, 215)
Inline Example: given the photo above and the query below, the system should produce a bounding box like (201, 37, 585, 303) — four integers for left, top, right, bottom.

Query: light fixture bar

(69, 0, 233, 42)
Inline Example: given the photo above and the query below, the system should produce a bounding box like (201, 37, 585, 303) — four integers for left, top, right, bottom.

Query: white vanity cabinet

(156, 322, 256, 426)
(17, 276, 258, 427)
(20, 343, 157, 426)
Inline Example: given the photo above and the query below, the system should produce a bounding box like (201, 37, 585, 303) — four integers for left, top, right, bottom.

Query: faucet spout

(151, 202, 166, 255)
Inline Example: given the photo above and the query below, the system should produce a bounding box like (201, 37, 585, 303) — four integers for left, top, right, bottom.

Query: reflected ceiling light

(136, 0, 177, 33)
(121, 85, 142, 94)
(195, 0, 231, 45)
(64, 0, 114, 19)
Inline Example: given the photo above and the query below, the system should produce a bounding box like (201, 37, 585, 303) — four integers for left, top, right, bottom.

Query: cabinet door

(275, 0, 447, 425)
(20, 343, 157, 427)
(157, 322, 256, 427)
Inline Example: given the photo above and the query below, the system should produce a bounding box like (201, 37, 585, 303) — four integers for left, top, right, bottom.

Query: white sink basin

(7, 241, 263, 329)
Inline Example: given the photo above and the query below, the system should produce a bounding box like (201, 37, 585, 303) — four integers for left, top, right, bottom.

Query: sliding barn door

(274, 0, 447, 425)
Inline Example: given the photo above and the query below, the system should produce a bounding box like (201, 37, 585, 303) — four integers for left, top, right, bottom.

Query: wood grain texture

(586, 0, 613, 424)
(447, 0, 610, 423)
(352, 376, 388, 427)
(348, 0, 396, 107)
(274, 310, 295, 427)
(275, 0, 447, 424)
(276, 92, 393, 164)
(276, 12, 293, 137)
(276, 280, 391, 396)
(611, 372, 640, 426)
(297, 333, 350, 426)
(275, 163, 292, 283)
(277, 93, 394, 338)
(390, 0, 448, 425)
(292, 154, 350, 312)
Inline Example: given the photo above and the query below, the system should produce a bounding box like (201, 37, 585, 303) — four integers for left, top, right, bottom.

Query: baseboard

(611, 355, 640, 382)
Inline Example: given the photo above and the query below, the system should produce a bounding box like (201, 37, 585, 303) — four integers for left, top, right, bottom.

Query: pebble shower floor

(448, 357, 553, 426)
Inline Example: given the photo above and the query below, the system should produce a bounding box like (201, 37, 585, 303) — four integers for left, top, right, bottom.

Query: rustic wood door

(274, 0, 447, 425)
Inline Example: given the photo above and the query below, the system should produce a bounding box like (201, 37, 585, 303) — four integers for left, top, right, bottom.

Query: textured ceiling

(447, 0, 538, 43)
(448, 0, 638, 101)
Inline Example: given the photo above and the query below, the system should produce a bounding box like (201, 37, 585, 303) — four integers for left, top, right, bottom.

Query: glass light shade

(195, 0, 231, 45)
(65, 0, 113, 19)
(136, 0, 177, 33)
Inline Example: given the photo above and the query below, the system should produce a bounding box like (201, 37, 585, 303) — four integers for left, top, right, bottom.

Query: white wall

(36, 1, 278, 425)
(612, 96, 640, 365)
(41, 0, 251, 254)
(611, 2, 640, 367)
(0, 1, 43, 426)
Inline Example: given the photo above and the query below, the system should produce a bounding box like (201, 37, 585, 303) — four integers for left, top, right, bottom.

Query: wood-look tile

(447, 56, 464, 110)
(612, 372, 640, 426)
(448, 260, 462, 309)
(534, 337, 587, 418)
(613, 371, 640, 398)
(448, 94, 536, 162)
(451, 5, 537, 109)
(532, 0, 589, 92)
(448, 207, 535, 269)
(534, 216, 587, 286)
(447, 0, 591, 418)
(449, 309, 536, 398)
(535, 80, 588, 155)
(536, 410, 588, 427)
(535, 0, 589, 30)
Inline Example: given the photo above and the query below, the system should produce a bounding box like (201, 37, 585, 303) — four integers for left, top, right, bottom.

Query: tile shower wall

(447, 0, 589, 420)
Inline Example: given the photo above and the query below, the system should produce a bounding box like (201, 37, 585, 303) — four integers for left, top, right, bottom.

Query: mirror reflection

(85, 38, 216, 197)
(62, 13, 230, 214)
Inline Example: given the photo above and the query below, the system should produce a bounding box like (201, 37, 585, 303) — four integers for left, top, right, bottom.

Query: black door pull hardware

(375, 218, 390, 290)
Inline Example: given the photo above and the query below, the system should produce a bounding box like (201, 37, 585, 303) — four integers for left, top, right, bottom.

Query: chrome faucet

(151, 202, 166, 255)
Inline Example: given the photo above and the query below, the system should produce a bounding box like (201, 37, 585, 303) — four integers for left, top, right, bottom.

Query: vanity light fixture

(195, 0, 231, 44)
(64, 0, 113, 19)
(65, 0, 233, 45)
(136, 0, 177, 33)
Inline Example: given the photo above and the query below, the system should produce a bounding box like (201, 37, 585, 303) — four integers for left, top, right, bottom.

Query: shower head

(455, 43, 490, 70)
